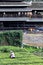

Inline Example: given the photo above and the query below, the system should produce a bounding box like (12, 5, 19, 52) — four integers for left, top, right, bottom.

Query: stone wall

(23, 33, 43, 47)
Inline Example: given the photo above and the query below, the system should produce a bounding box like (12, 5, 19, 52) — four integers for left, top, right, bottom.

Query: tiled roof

(30, 2, 43, 8)
(0, 2, 29, 6)
(0, 2, 43, 9)
(0, 17, 43, 22)
(0, 0, 23, 2)
(0, 8, 32, 12)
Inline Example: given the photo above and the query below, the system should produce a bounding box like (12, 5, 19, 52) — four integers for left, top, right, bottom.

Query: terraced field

(0, 46, 43, 65)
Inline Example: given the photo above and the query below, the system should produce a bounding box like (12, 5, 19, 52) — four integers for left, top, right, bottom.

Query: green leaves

(0, 30, 23, 47)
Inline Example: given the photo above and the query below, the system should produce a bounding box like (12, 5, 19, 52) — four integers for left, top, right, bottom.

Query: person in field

(10, 51, 15, 58)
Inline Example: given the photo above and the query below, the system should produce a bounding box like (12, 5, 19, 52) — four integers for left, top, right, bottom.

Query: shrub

(0, 30, 23, 47)
(1, 47, 10, 53)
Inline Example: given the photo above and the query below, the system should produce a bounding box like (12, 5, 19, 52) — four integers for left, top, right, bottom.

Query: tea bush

(0, 30, 23, 47)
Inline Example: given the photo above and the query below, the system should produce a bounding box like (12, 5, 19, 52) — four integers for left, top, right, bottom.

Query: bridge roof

(30, 2, 43, 9)
(0, 2, 30, 7)
(0, 17, 43, 22)
(0, 2, 43, 10)
(0, 0, 24, 2)
(0, 8, 32, 12)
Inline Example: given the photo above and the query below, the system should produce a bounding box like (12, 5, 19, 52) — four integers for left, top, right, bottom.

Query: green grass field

(0, 46, 43, 65)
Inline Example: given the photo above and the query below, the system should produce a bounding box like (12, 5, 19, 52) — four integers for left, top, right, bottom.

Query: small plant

(1, 47, 10, 53)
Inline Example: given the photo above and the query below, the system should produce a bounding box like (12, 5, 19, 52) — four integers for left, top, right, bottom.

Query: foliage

(0, 30, 23, 47)
(0, 46, 26, 52)
(1, 47, 10, 53)
(24, 45, 43, 53)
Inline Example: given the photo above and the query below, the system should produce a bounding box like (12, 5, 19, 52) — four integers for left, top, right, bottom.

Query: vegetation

(0, 30, 23, 47)
(0, 46, 43, 65)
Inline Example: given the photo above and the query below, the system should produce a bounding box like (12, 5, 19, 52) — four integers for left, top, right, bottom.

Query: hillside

(0, 46, 43, 65)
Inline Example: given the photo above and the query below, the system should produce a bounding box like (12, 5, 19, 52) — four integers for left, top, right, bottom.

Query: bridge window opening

(0, 11, 32, 17)
(0, 22, 43, 30)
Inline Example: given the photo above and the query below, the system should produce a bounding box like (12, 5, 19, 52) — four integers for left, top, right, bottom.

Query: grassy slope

(0, 46, 43, 65)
